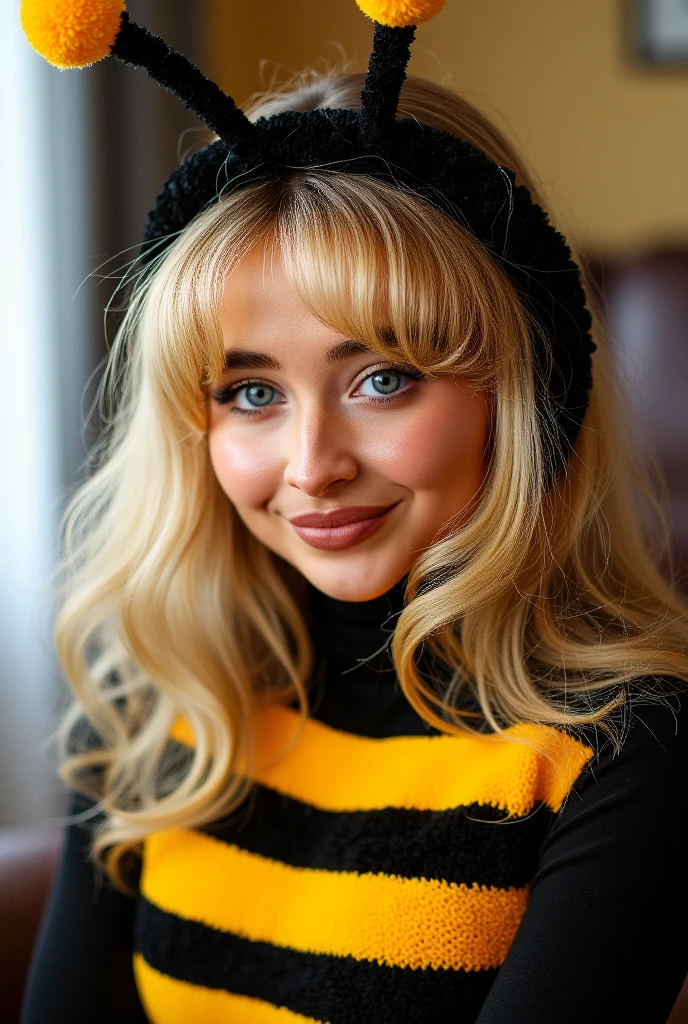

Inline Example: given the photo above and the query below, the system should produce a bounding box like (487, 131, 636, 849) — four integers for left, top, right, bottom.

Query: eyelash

(210, 363, 426, 418)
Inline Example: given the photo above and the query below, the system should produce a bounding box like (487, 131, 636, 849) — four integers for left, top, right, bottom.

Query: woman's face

(207, 244, 490, 602)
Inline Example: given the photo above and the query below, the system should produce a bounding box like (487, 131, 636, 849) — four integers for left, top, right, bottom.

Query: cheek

(369, 390, 489, 494)
(208, 427, 281, 509)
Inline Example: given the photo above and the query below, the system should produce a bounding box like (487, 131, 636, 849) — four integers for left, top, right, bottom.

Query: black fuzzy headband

(22, 0, 595, 480)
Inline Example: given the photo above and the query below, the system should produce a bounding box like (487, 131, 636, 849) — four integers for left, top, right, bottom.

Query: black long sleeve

(476, 693, 688, 1023)
(20, 791, 148, 1024)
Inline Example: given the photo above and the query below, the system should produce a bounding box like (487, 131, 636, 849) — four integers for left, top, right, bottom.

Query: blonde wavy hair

(54, 70, 688, 885)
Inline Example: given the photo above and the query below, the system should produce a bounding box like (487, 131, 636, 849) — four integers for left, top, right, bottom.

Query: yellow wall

(206, 1, 688, 252)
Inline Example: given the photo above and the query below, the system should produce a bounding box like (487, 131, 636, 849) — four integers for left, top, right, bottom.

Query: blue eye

(238, 384, 275, 408)
(360, 370, 406, 396)
(210, 380, 282, 413)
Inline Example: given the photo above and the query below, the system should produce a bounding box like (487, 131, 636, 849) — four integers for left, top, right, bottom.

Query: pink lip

(287, 503, 399, 551)
(288, 504, 397, 528)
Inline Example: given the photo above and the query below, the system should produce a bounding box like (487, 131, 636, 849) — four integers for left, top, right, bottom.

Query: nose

(282, 402, 358, 496)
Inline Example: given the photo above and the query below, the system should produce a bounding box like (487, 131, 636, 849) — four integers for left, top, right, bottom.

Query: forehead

(219, 247, 337, 358)
(219, 244, 304, 332)
(219, 246, 379, 371)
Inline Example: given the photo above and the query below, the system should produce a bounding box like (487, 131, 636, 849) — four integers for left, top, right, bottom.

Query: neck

(300, 574, 480, 738)
(306, 575, 408, 671)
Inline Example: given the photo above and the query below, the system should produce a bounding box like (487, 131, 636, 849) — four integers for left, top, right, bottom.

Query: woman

(21, 3, 688, 1022)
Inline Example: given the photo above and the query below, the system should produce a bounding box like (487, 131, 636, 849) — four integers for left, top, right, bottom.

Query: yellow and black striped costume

(133, 701, 594, 1023)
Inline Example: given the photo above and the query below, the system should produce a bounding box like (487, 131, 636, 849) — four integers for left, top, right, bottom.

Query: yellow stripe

(172, 705, 593, 816)
(141, 828, 529, 972)
(133, 954, 323, 1024)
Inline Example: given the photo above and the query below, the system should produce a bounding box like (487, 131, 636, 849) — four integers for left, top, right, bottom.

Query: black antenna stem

(359, 23, 416, 148)
(111, 12, 255, 144)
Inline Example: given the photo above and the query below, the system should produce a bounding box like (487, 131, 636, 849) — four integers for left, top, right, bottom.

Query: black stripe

(135, 897, 498, 1024)
(197, 783, 553, 888)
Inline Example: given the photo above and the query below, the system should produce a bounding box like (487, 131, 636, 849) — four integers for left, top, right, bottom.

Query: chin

(297, 556, 410, 603)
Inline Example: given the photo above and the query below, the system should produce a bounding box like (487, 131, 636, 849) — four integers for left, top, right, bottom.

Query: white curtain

(0, 8, 90, 826)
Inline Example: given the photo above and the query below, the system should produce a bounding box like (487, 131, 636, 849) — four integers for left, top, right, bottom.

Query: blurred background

(2, 0, 688, 1014)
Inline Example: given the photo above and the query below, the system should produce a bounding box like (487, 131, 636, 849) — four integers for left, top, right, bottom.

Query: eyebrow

(223, 339, 373, 371)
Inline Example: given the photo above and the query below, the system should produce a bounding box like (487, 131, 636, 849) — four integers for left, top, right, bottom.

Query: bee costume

(20, 3, 688, 1024)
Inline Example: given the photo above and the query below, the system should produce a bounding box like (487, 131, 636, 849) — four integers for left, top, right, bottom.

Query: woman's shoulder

(573, 675, 686, 756)
(553, 676, 687, 815)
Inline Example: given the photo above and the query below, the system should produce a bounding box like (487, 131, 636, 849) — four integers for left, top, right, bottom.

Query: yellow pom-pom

(21, 0, 126, 69)
(355, 0, 446, 28)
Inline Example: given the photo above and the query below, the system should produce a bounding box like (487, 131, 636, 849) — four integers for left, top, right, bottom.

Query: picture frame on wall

(635, 0, 688, 63)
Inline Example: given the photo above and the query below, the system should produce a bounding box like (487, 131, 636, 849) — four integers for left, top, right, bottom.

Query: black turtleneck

(304, 575, 438, 738)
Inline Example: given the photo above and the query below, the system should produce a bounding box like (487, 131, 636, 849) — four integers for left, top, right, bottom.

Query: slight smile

(286, 503, 400, 551)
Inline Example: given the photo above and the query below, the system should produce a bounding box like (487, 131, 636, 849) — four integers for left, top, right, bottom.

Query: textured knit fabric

(21, 579, 688, 1024)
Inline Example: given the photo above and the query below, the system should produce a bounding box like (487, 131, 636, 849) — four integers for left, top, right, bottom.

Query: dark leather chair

(0, 826, 63, 1023)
